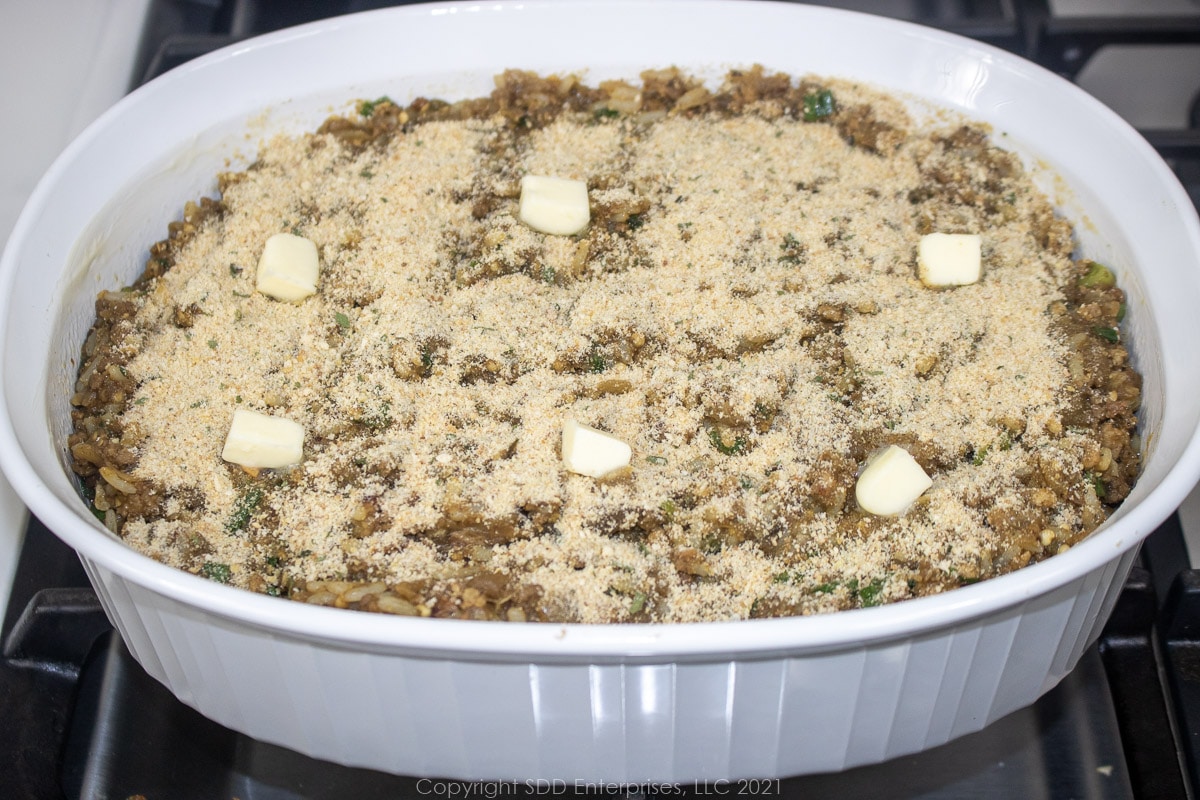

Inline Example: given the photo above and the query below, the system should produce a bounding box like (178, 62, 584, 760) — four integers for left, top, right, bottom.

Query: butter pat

(561, 418, 631, 478)
(256, 232, 319, 301)
(519, 175, 590, 236)
(855, 445, 932, 516)
(918, 233, 981, 287)
(222, 409, 304, 469)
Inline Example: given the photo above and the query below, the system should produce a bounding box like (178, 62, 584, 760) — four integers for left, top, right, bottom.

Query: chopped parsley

(358, 96, 394, 118)
(227, 487, 263, 533)
(778, 232, 805, 265)
(356, 400, 393, 430)
(1093, 326, 1119, 344)
(335, 312, 352, 331)
(659, 499, 677, 521)
(708, 427, 748, 456)
(802, 89, 836, 122)
(588, 346, 608, 374)
(200, 561, 232, 584)
(854, 578, 885, 607)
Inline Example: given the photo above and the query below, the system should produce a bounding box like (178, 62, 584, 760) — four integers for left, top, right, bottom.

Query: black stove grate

(5, 1, 1200, 797)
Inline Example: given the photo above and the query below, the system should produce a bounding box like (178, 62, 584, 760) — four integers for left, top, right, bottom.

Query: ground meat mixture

(67, 67, 1141, 623)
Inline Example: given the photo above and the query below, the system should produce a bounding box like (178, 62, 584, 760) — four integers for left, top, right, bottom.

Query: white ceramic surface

(2, 0, 1200, 780)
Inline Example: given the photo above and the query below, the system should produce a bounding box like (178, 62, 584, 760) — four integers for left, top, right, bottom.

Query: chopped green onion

(1079, 261, 1116, 289)
(628, 592, 647, 615)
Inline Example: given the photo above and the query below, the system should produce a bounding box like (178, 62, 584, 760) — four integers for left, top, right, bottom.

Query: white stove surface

(1, 1, 1199, 620)
(0, 0, 149, 617)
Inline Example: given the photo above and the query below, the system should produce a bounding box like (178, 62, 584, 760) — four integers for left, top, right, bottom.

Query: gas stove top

(3, 1, 1200, 798)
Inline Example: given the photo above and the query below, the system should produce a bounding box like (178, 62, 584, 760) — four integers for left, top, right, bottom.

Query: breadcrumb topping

(68, 69, 1141, 623)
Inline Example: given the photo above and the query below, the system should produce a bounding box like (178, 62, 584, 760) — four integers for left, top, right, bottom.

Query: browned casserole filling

(67, 68, 1140, 623)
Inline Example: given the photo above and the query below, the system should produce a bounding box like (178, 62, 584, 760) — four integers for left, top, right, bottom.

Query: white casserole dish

(2, 0, 1200, 781)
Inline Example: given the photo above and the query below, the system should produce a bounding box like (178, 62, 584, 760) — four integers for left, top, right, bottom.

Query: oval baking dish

(2, 0, 1200, 782)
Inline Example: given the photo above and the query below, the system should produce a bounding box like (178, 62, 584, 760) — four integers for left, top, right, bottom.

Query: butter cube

(519, 175, 590, 236)
(256, 232, 319, 302)
(221, 409, 304, 469)
(918, 233, 981, 287)
(855, 445, 932, 516)
(561, 418, 631, 478)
